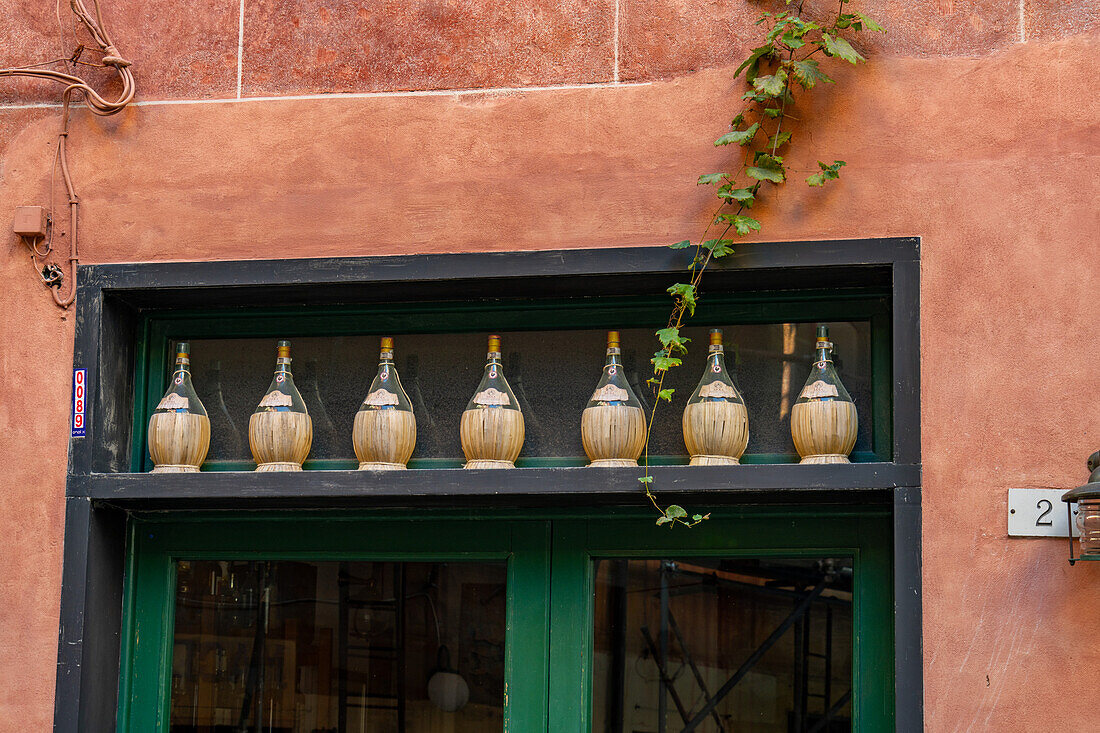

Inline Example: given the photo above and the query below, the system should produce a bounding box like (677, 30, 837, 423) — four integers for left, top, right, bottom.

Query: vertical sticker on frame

(72, 368, 86, 438)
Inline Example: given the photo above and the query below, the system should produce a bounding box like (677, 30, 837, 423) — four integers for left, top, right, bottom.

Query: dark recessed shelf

(73, 462, 919, 509)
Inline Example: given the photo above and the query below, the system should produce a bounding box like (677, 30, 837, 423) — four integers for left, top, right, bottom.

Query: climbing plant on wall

(641, 0, 885, 526)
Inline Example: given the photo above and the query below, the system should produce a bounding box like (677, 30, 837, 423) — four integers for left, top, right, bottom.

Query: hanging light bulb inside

(427, 645, 469, 713)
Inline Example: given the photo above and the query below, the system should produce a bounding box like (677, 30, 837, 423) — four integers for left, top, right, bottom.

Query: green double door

(119, 509, 893, 732)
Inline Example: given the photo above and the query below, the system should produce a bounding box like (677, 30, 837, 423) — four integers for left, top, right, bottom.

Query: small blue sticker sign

(72, 368, 86, 438)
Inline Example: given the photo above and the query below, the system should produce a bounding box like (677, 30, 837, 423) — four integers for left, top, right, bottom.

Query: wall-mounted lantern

(1062, 450, 1100, 565)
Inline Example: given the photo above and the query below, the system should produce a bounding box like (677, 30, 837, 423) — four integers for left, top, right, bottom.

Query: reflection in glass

(593, 557, 853, 732)
(170, 560, 506, 732)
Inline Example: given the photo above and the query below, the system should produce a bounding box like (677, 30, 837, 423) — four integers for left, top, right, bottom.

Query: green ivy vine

(641, 0, 885, 527)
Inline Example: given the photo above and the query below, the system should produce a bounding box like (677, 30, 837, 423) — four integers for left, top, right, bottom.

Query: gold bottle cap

(487, 334, 502, 353)
(606, 330, 620, 348)
(277, 339, 291, 357)
(709, 329, 722, 346)
(175, 341, 190, 359)
(380, 336, 394, 350)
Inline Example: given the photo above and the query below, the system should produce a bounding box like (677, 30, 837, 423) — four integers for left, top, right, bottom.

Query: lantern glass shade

(1076, 497, 1100, 559)
(427, 669, 470, 712)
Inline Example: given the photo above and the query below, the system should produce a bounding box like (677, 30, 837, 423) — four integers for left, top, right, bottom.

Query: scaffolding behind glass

(592, 557, 854, 733)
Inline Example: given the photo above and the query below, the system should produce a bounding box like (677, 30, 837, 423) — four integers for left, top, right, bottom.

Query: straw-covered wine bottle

(791, 325, 857, 464)
(460, 335, 524, 468)
(249, 340, 313, 471)
(148, 342, 210, 472)
(682, 329, 749, 465)
(353, 337, 416, 470)
(581, 331, 646, 467)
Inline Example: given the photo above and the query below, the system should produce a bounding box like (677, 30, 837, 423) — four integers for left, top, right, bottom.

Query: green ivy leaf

(766, 19, 790, 43)
(665, 504, 688, 519)
(855, 12, 885, 33)
(763, 107, 783, 118)
(669, 239, 692, 249)
(768, 130, 793, 149)
(787, 17, 820, 37)
(718, 187, 756, 206)
(666, 282, 697, 315)
(791, 59, 834, 89)
(697, 173, 725, 185)
(734, 45, 774, 81)
(747, 166, 784, 183)
(656, 327, 690, 353)
(807, 160, 847, 187)
(715, 122, 760, 147)
(730, 113, 745, 128)
(746, 153, 785, 184)
(702, 238, 735, 258)
(656, 515, 671, 525)
(652, 355, 682, 371)
(752, 68, 788, 97)
(755, 151, 784, 167)
(692, 514, 704, 522)
(730, 215, 761, 236)
(781, 32, 805, 49)
(638, 476, 653, 484)
(658, 388, 675, 402)
(821, 32, 865, 64)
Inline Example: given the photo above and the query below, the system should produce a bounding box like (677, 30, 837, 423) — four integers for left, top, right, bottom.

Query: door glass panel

(170, 560, 506, 732)
(593, 557, 853, 733)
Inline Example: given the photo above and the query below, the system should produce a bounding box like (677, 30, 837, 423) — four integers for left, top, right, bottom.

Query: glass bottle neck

(605, 348, 622, 367)
(378, 349, 394, 367)
(173, 358, 191, 375)
(815, 345, 832, 364)
(274, 357, 292, 375)
(486, 351, 502, 366)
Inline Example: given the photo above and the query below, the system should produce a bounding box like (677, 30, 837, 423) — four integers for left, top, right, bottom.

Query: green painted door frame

(117, 508, 893, 732)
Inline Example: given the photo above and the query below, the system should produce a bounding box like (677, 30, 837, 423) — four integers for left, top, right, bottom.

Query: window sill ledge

(69, 462, 919, 508)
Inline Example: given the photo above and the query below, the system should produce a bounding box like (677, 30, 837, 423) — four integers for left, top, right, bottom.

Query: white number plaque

(1007, 488, 1079, 538)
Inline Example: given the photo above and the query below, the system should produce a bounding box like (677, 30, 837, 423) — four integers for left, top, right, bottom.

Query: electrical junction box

(13, 206, 48, 237)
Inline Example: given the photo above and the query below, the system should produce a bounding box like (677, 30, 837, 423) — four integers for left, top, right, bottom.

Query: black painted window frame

(55, 238, 922, 732)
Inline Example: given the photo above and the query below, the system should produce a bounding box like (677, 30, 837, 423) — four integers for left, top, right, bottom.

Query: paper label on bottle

(591, 384, 630, 402)
(699, 382, 737, 399)
(259, 391, 293, 408)
(156, 393, 190, 410)
(474, 388, 511, 406)
(800, 380, 839, 399)
(364, 389, 399, 406)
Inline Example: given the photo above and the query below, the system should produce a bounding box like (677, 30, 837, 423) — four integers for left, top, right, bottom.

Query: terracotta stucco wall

(1, 1, 1098, 729)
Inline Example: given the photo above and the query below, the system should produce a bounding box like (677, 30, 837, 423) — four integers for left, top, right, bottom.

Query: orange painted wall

(1, 1, 1098, 729)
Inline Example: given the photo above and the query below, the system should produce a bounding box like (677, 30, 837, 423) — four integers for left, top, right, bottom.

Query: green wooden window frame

(129, 287, 893, 472)
(117, 508, 894, 732)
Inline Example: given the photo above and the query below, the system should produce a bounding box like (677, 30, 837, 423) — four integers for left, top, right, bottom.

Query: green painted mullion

(871, 309, 893, 460)
(119, 527, 177, 732)
(127, 317, 152, 473)
(114, 521, 140, 730)
(133, 320, 171, 473)
(505, 521, 553, 733)
(547, 520, 593, 733)
(854, 513, 895, 729)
